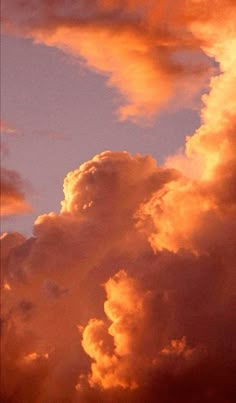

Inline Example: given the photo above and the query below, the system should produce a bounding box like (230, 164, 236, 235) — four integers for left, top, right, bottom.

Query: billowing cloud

(1, 146, 235, 402)
(1, 167, 32, 217)
(136, 3, 236, 255)
(1, 1, 236, 402)
(80, 270, 147, 390)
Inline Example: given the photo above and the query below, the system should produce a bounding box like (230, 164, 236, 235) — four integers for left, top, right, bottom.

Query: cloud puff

(0, 119, 17, 135)
(1, 167, 32, 217)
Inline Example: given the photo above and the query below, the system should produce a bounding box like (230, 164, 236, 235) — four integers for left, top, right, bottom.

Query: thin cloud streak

(0, 119, 18, 135)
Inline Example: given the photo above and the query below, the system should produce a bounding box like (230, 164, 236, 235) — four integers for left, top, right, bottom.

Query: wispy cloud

(1, 167, 32, 217)
(0, 119, 18, 135)
(33, 129, 69, 140)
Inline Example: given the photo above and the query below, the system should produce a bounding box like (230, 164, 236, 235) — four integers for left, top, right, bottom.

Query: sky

(1, 1, 236, 403)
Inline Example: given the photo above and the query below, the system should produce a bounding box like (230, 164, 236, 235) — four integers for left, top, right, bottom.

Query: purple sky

(1, 33, 201, 235)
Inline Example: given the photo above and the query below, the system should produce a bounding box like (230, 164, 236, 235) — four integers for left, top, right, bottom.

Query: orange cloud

(1, 167, 32, 217)
(1, 1, 236, 402)
(1, 143, 236, 401)
(136, 3, 236, 255)
(81, 270, 146, 389)
(0, 119, 17, 135)
(1, 0, 213, 122)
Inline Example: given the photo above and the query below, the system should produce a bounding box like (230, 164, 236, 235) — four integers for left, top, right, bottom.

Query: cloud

(0, 119, 17, 135)
(1, 167, 32, 217)
(1, 148, 235, 402)
(33, 129, 68, 140)
(0, 141, 9, 158)
(1, 0, 215, 122)
(1, 1, 236, 402)
(80, 270, 147, 390)
(136, 4, 236, 255)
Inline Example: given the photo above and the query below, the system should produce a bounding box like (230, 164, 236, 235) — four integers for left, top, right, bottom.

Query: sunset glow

(1, 1, 236, 402)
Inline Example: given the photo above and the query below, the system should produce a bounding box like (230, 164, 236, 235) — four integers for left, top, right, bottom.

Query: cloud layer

(1, 1, 236, 402)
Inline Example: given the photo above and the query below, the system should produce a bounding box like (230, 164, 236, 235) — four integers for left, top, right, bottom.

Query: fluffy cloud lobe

(1, 1, 236, 402)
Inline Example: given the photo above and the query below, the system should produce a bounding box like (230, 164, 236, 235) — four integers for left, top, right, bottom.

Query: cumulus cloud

(80, 270, 147, 390)
(136, 3, 236, 255)
(1, 167, 32, 217)
(1, 1, 236, 402)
